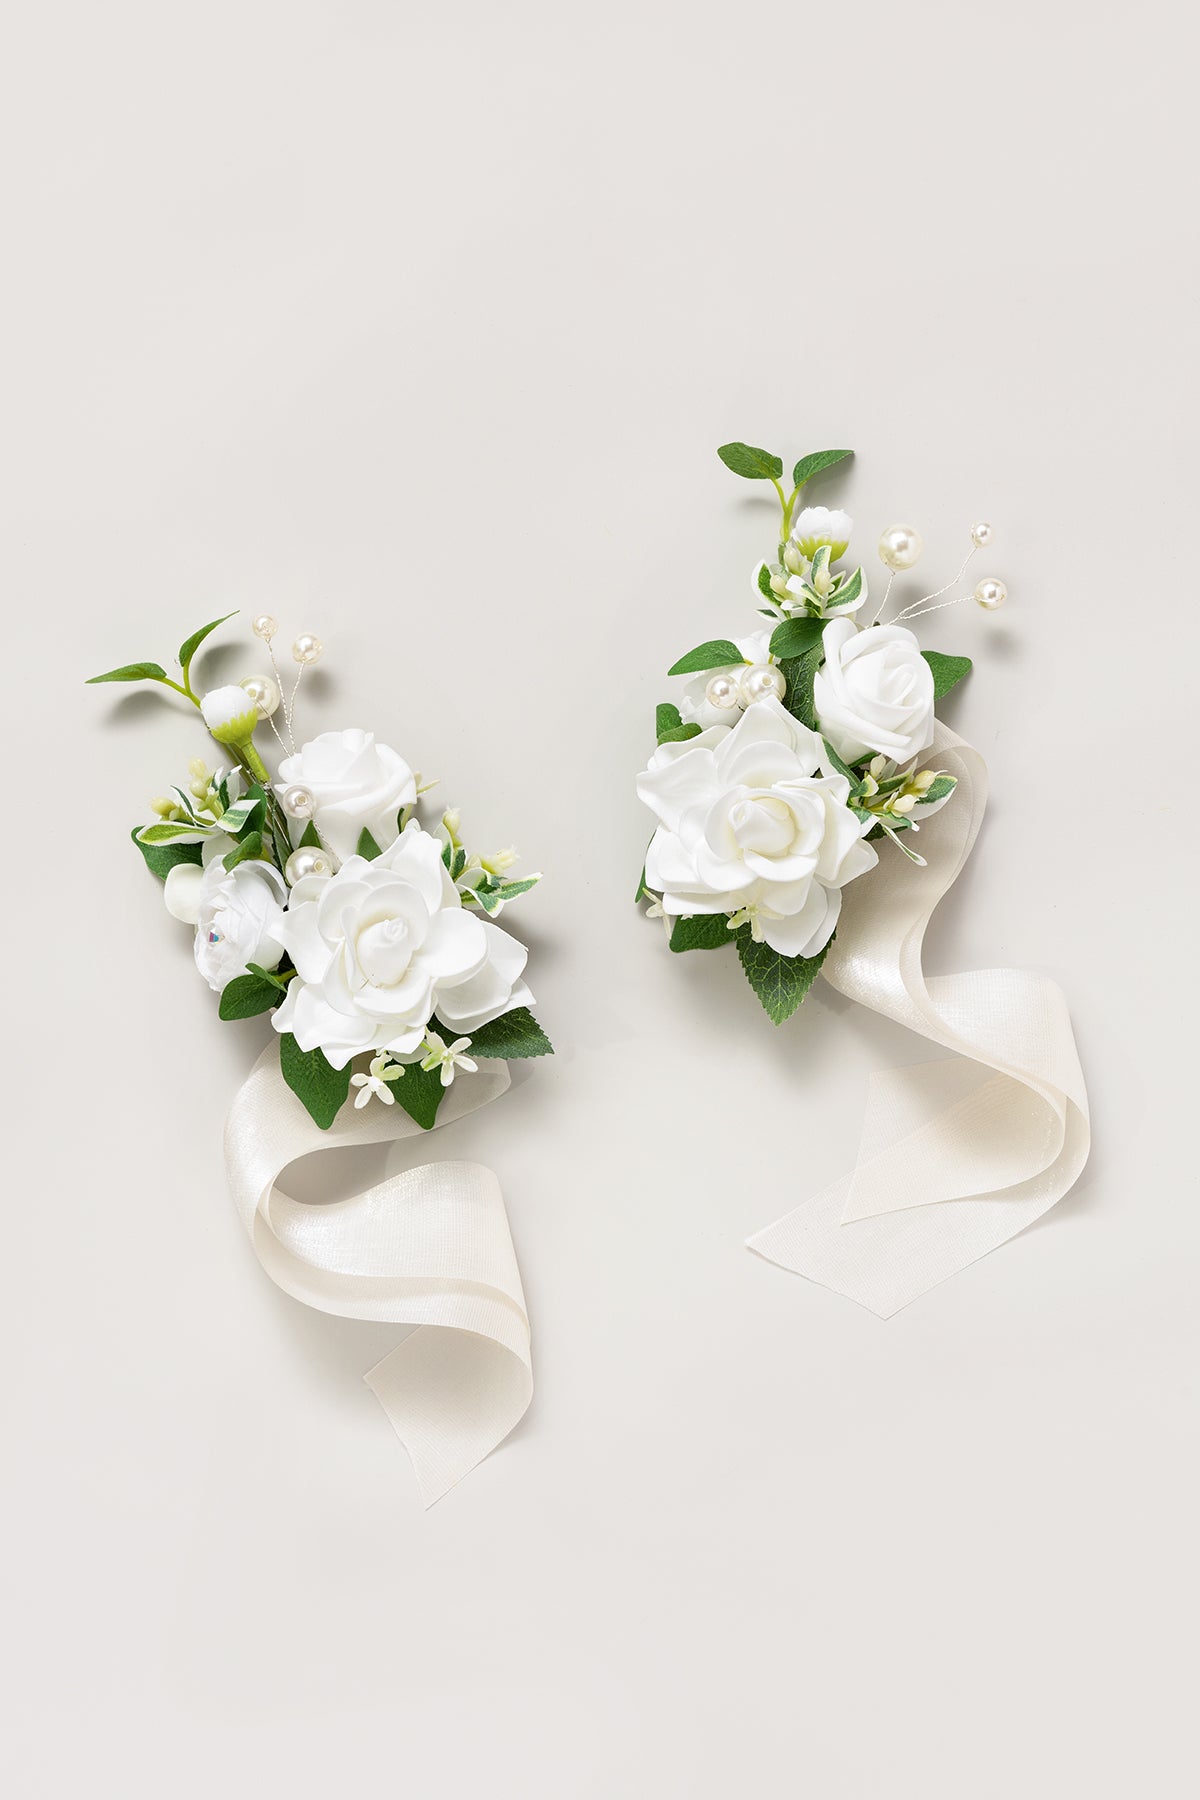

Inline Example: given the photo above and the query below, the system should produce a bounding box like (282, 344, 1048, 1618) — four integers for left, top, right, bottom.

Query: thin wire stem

(889, 544, 978, 623)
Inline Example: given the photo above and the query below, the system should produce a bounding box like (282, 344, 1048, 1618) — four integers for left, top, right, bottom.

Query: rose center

(354, 915, 415, 987)
(729, 795, 798, 858)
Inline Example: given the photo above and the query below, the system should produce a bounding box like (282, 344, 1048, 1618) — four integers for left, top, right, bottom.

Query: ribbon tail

(748, 726, 1091, 1314)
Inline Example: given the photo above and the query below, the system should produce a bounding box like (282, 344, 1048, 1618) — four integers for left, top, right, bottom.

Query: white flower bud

(200, 685, 258, 745)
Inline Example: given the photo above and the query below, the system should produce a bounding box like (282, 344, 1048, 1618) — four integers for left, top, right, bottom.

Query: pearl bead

(285, 846, 333, 884)
(878, 524, 923, 571)
(252, 613, 278, 641)
(278, 783, 315, 819)
(239, 674, 281, 719)
(292, 632, 323, 665)
(705, 673, 742, 710)
(970, 521, 993, 548)
(738, 662, 786, 705)
(974, 577, 1007, 611)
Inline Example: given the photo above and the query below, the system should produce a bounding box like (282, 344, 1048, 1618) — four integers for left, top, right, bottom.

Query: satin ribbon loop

(224, 1050, 531, 1505)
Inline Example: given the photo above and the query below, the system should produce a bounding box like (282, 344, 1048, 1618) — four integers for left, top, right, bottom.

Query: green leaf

(922, 650, 973, 699)
(635, 861, 649, 904)
(669, 913, 732, 952)
(246, 962, 289, 990)
(86, 662, 168, 685)
(791, 448, 853, 489)
(918, 775, 957, 805)
(298, 820, 322, 848)
(737, 932, 832, 1024)
(466, 1006, 554, 1059)
(820, 736, 864, 792)
(668, 640, 744, 677)
(826, 566, 864, 610)
(279, 1034, 352, 1129)
(780, 645, 822, 728)
(356, 826, 383, 859)
(178, 612, 236, 674)
(389, 1058, 446, 1130)
(219, 795, 264, 836)
(130, 825, 203, 880)
(222, 830, 263, 870)
(717, 441, 783, 481)
(756, 561, 776, 599)
(218, 973, 283, 1021)
(656, 702, 683, 740)
(656, 722, 703, 745)
(769, 616, 824, 659)
(136, 820, 207, 845)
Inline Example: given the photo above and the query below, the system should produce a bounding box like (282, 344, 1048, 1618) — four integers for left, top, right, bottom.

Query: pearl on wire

(738, 662, 786, 705)
(970, 521, 993, 548)
(285, 846, 334, 884)
(277, 784, 315, 819)
(705, 673, 742, 710)
(252, 614, 278, 641)
(878, 524, 923, 572)
(239, 674, 281, 719)
(292, 633, 323, 665)
(974, 578, 1007, 611)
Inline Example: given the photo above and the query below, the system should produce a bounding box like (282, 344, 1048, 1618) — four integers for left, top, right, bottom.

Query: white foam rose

(163, 839, 287, 992)
(272, 821, 533, 1068)
(679, 630, 774, 729)
(277, 729, 418, 864)
(637, 695, 878, 958)
(814, 618, 935, 765)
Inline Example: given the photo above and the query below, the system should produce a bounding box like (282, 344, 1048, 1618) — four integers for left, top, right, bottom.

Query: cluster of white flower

(637, 442, 1003, 1022)
(90, 615, 551, 1128)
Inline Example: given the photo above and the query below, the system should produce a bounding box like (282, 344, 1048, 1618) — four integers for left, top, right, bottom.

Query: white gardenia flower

(276, 728, 418, 864)
(789, 506, 852, 563)
(679, 630, 774, 729)
(272, 821, 533, 1069)
(637, 694, 878, 958)
(814, 618, 936, 765)
(163, 838, 287, 992)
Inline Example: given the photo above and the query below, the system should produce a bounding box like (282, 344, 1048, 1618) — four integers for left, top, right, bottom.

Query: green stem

(239, 739, 271, 786)
(772, 480, 801, 550)
(158, 675, 201, 708)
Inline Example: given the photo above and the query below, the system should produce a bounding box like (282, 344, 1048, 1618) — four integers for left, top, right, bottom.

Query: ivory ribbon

(224, 1050, 531, 1505)
(748, 724, 1090, 1315)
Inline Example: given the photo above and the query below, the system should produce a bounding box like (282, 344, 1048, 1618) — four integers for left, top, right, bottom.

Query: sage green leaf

(246, 962, 289, 990)
(922, 650, 973, 698)
(222, 830, 263, 870)
(279, 1033, 351, 1130)
(218, 973, 282, 1021)
(130, 825, 203, 880)
(298, 820, 321, 848)
(827, 566, 864, 610)
(737, 932, 832, 1024)
(136, 821, 208, 845)
(756, 562, 776, 599)
(791, 448, 853, 489)
(669, 913, 732, 952)
(178, 612, 236, 673)
(820, 736, 864, 791)
(656, 722, 703, 745)
(466, 1006, 554, 1059)
(918, 775, 957, 804)
(219, 795, 264, 836)
(356, 826, 382, 859)
(656, 702, 683, 740)
(717, 441, 783, 481)
(389, 1058, 445, 1130)
(86, 662, 168, 685)
(667, 639, 744, 676)
(781, 646, 822, 728)
(769, 616, 824, 659)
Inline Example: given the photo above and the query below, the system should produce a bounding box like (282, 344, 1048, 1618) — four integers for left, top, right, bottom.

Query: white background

(4, 3, 1197, 1794)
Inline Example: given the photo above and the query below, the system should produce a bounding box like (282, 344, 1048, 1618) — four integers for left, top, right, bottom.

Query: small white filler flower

(349, 1051, 406, 1108)
(420, 1031, 478, 1088)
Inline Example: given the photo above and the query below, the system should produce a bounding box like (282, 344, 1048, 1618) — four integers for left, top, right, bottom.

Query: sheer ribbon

(748, 725, 1090, 1314)
(224, 1051, 531, 1505)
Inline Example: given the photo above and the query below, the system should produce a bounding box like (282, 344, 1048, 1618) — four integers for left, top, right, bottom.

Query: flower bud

(200, 685, 258, 746)
(151, 795, 175, 817)
(912, 770, 937, 794)
(188, 757, 210, 781)
(892, 793, 917, 814)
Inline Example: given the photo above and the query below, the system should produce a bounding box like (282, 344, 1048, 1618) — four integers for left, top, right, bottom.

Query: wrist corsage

(636, 442, 1088, 1315)
(90, 612, 551, 1504)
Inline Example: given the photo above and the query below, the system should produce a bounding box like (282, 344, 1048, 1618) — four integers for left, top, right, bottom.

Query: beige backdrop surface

(3, 2, 1197, 1795)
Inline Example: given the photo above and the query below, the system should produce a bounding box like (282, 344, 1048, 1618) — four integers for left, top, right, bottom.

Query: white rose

(679, 630, 774, 729)
(272, 821, 533, 1068)
(277, 729, 418, 864)
(637, 694, 878, 958)
(814, 618, 935, 765)
(163, 839, 287, 992)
